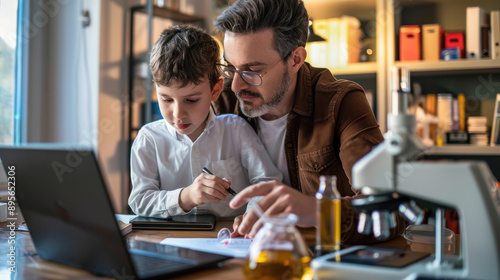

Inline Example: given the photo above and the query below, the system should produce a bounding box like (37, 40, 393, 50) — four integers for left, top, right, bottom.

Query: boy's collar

(204, 109, 216, 131)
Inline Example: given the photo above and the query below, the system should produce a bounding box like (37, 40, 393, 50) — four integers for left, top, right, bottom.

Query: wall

(25, 0, 100, 147)
(98, 0, 129, 214)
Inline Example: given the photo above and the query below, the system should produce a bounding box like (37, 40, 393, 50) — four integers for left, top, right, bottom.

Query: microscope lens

(371, 211, 382, 239)
(409, 201, 424, 224)
(357, 212, 372, 235)
(399, 202, 417, 223)
(389, 212, 397, 229)
(372, 211, 391, 240)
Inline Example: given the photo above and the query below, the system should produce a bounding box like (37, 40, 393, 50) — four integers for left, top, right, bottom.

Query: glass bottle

(315, 175, 341, 256)
(243, 213, 311, 280)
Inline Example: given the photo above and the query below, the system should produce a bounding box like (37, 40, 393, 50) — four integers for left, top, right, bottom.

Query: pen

(202, 167, 237, 196)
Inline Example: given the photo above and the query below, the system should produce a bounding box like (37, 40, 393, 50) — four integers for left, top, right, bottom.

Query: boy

(128, 25, 282, 219)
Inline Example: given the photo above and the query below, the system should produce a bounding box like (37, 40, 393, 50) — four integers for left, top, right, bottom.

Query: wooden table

(126, 220, 317, 280)
(0, 220, 253, 279)
(0, 218, 456, 280)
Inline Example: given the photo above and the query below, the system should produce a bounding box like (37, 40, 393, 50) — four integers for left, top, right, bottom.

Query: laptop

(0, 145, 231, 279)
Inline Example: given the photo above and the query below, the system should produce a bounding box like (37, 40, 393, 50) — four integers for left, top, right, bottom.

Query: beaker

(243, 213, 311, 280)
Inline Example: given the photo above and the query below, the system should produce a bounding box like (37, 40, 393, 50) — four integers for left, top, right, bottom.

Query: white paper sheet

(160, 237, 252, 258)
(115, 214, 137, 223)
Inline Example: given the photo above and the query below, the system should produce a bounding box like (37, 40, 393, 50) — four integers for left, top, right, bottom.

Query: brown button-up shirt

(214, 62, 405, 244)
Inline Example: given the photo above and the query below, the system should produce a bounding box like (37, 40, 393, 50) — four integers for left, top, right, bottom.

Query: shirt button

(286, 143, 292, 148)
(313, 162, 319, 170)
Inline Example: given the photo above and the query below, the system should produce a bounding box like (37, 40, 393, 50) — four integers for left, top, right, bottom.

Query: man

(213, 0, 405, 244)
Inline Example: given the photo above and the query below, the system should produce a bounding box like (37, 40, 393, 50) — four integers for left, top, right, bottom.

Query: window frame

(14, 0, 28, 144)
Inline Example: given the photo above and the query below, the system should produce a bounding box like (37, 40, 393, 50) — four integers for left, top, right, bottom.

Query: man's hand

(229, 180, 316, 238)
(231, 214, 245, 238)
(179, 173, 231, 212)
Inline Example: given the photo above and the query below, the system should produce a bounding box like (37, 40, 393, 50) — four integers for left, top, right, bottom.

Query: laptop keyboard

(131, 253, 192, 276)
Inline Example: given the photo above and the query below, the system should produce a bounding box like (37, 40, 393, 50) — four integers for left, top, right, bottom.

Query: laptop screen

(0, 145, 231, 279)
(0, 145, 137, 277)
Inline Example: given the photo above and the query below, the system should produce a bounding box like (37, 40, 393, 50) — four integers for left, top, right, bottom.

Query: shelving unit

(394, 59, 500, 75)
(426, 145, 500, 155)
(422, 144, 500, 181)
(386, 0, 500, 157)
(123, 1, 499, 181)
(329, 62, 377, 76)
(306, 0, 500, 158)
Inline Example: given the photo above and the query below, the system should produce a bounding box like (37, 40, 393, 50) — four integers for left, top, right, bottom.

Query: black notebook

(131, 214, 216, 230)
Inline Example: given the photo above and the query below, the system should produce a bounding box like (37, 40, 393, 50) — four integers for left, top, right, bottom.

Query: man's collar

(291, 63, 314, 117)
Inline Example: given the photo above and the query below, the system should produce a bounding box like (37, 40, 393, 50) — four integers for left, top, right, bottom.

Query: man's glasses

(216, 57, 284, 86)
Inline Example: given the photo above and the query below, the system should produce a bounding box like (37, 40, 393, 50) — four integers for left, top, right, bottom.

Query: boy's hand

(179, 173, 231, 212)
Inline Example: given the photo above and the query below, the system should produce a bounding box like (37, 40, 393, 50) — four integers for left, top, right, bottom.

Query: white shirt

(257, 114, 291, 186)
(129, 111, 282, 218)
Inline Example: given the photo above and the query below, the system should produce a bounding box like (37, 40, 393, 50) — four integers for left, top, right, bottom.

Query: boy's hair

(150, 25, 221, 88)
(213, 0, 309, 60)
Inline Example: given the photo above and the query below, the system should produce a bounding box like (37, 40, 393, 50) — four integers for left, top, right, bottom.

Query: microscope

(311, 67, 500, 280)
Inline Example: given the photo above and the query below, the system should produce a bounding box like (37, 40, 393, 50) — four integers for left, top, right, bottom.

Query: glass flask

(315, 175, 341, 256)
(243, 213, 312, 280)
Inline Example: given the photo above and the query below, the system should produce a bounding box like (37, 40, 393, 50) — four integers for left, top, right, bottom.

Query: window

(0, 0, 20, 144)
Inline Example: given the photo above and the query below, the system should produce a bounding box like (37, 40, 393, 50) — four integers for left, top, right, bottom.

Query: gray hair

(213, 0, 309, 60)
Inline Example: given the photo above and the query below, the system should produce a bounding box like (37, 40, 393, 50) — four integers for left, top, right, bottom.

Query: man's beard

(236, 69, 290, 118)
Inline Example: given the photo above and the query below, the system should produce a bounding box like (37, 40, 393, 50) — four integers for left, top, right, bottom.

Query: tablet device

(131, 214, 216, 230)
(331, 247, 429, 268)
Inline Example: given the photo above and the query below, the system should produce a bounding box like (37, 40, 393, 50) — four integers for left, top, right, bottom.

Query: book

(425, 94, 436, 115)
(458, 94, 466, 131)
(307, 19, 329, 68)
(118, 220, 132, 236)
(491, 11, 500, 59)
(490, 93, 500, 146)
(425, 94, 437, 143)
(115, 214, 136, 235)
(307, 16, 361, 67)
(468, 116, 489, 146)
(340, 16, 362, 64)
(451, 98, 460, 131)
(481, 25, 490, 58)
(466, 6, 488, 59)
(437, 93, 453, 132)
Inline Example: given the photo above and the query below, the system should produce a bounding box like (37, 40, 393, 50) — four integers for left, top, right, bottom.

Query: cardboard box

(441, 47, 460, 60)
(400, 25, 421, 61)
(422, 24, 444, 61)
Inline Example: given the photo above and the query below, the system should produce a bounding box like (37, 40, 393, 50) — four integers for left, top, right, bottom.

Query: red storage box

(445, 32, 465, 58)
(400, 25, 421, 61)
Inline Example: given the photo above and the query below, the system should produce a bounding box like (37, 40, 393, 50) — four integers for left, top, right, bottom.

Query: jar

(243, 213, 312, 280)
